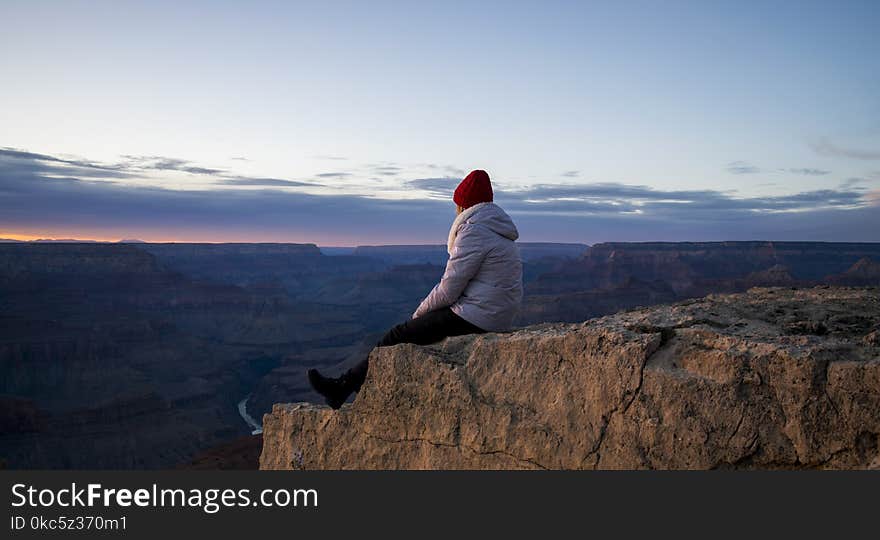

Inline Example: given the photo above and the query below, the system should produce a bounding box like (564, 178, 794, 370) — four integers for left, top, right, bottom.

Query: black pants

(347, 307, 486, 388)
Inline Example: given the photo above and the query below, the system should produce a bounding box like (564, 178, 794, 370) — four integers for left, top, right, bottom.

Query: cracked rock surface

(259, 287, 880, 469)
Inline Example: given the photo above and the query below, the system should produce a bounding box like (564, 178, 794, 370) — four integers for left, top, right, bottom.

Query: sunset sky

(1, 1, 878, 245)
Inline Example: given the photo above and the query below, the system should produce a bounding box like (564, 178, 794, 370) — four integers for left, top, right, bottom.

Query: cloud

(0, 155, 134, 181)
(495, 183, 865, 217)
(726, 162, 832, 177)
(1, 147, 321, 191)
(405, 177, 460, 197)
(2, 147, 877, 243)
(561, 170, 580, 178)
(0, 148, 235, 177)
(423, 164, 466, 177)
(810, 138, 880, 160)
(840, 177, 868, 190)
(364, 163, 402, 173)
(315, 172, 352, 178)
(788, 168, 830, 176)
(726, 161, 761, 174)
(0, 152, 451, 244)
(313, 155, 348, 161)
(499, 182, 720, 202)
(0, 147, 135, 177)
(0, 148, 112, 169)
(371, 165, 402, 176)
(218, 177, 316, 187)
(120, 155, 225, 175)
(407, 179, 763, 213)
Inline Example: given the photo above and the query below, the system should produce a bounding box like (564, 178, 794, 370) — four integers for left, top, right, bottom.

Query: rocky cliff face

(519, 241, 880, 324)
(527, 241, 880, 293)
(260, 287, 880, 470)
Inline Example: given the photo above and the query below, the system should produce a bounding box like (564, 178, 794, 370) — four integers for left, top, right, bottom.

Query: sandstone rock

(260, 287, 880, 470)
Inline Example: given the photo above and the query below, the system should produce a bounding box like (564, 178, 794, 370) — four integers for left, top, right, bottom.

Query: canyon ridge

(2, 241, 878, 468)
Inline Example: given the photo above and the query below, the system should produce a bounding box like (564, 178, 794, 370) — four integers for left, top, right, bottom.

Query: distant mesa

(826, 257, 880, 286)
(844, 257, 880, 278)
(33, 238, 101, 243)
(352, 242, 589, 265)
(0, 238, 100, 243)
(319, 246, 357, 256)
(744, 263, 794, 285)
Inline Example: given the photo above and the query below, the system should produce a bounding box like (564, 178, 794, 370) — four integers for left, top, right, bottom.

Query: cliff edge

(260, 287, 880, 470)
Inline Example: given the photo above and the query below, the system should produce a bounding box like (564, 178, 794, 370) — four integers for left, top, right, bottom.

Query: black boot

(307, 369, 356, 410)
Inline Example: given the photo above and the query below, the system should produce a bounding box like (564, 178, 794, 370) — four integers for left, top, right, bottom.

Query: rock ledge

(260, 287, 880, 469)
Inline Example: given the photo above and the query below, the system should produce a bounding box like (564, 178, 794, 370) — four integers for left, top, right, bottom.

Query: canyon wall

(519, 241, 880, 324)
(0, 243, 368, 468)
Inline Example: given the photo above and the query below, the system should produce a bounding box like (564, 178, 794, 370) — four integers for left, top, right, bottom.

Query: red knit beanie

(453, 170, 493, 209)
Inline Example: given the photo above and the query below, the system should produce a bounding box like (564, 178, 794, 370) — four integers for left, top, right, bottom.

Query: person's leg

(378, 307, 485, 347)
(347, 307, 485, 391)
(309, 307, 485, 409)
(346, 307, 484, 385)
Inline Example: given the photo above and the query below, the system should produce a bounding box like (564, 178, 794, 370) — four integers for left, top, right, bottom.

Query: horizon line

(2, 236, 879, 248)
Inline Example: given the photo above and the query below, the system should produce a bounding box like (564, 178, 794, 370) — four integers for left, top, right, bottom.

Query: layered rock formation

(827, 257, 880, 286)
(140, 242, 383, 298)
(352, 242, 588, 266)
(0, 243, 370, 468)
(520, 241, 880, 324)
(260, 287, 880, 470)
(527, 241, 880, 293)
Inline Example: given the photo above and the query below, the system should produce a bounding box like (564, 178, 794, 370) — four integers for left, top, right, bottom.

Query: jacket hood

(447, 202, 518, 253)
(466, 202, 519, 241)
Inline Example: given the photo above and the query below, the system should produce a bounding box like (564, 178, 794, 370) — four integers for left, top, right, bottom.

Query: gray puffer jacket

(413, 202, 523, 332)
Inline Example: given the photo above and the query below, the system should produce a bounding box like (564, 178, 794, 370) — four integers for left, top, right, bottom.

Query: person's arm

(412, 224, 488, 318)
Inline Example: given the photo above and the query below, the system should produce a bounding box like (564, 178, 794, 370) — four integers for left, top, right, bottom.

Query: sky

(1, 0, 878, 245)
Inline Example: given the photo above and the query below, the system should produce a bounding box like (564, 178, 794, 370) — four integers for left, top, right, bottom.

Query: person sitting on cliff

(307, 169, 524, 409)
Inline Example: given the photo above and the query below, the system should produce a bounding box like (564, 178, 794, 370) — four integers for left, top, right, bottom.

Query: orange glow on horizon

(0, 229, 368, 246)
(0, 231, 184, 243)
